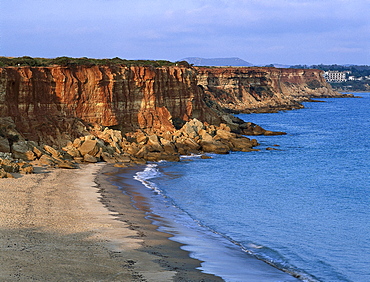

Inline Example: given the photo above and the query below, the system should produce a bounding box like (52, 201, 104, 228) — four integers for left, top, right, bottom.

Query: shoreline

(96, 164, 224, 281)
(0, 163, 222, 281)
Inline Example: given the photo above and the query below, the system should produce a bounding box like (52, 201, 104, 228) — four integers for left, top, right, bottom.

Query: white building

(323, 71, 349, 82)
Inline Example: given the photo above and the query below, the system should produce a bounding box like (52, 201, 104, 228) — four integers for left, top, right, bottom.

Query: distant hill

(182, 57, 253, 67)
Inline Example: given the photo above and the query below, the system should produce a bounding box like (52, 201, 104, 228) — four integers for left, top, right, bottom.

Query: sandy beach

(0, 164, 222, 281)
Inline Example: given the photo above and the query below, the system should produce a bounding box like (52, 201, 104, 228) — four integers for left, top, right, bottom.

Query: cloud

(1, 0, 369, 64)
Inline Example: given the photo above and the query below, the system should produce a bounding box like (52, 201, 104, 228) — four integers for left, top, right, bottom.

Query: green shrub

(0, 56, 179, 68)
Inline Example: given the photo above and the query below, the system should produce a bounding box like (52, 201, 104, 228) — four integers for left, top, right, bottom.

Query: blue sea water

(116, 93, 370, 282)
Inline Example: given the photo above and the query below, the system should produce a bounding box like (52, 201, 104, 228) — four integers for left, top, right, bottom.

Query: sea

(112, 92, 370, 282)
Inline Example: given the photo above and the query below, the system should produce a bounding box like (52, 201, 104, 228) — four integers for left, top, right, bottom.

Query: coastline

(0, 163, 222, 281)
(96, 164, 224, 281)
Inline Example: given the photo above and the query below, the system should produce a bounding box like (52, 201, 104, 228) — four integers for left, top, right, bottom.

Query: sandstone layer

(0, 66, 224, 144)
(0, 64, 351, 176)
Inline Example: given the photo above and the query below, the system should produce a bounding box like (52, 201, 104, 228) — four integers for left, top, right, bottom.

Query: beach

(0, 164, 222, 281)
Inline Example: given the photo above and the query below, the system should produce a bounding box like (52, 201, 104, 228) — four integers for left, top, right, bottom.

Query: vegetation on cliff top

(0, 56, 191, 68)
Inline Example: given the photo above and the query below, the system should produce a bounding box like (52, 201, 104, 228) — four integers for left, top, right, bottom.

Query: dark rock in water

(266, 147, 279, 151)
(240, 122, 286, 136)
(201, 155, 212, 159)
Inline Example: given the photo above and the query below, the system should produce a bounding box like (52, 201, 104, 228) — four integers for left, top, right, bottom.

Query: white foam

(180, 153, 204, 159)
(133, 164, 163, 194)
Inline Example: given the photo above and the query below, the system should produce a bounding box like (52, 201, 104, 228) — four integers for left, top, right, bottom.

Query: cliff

(0, 65, 347, 147)
(0, 65, 221, 145)
(196, 67, 344, 113)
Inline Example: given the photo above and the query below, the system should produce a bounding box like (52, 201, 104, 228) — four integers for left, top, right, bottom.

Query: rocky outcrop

(0, 115, 259, 177)
(196, 67, 350, 113)
(65, 119, 258, 164)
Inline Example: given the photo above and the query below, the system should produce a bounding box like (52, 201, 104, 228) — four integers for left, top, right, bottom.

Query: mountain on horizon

(182, 57, 253, 67)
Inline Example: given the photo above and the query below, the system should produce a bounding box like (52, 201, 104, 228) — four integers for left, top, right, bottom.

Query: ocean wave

(180, 153, 204, 159)
(133, 163, 163, 194)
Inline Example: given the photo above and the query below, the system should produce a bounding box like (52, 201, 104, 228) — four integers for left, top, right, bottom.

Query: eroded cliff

(0, 64, 347, 147)
(196, 67, 343, 113)
(0, 65, 221, 145)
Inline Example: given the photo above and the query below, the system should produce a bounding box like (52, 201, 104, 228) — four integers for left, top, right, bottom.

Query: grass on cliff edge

(0, 56, 192, 68)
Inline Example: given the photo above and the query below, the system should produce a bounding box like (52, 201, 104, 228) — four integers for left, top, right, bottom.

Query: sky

(0, 0, 369, 66)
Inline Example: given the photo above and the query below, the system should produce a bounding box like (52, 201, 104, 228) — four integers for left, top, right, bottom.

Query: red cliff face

(0, 65, 343, 146)
(0, 65, 220, 144)
(196, 67, 341, 113)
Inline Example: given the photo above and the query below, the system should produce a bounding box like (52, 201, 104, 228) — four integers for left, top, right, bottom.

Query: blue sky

(1, 0, 369, 65)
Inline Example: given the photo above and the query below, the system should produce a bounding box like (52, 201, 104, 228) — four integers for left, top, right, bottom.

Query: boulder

(19, 163, 34, 174)
(161, 154, 181, 162)
(0, 168, 13, 178)
(39, 154, 57, 166)
(215, 129, 235, 140)
(83, 154, 98, 163)
(23, 151, 36, 161)
(175, 137, 200, 155)
(229, 137, 255, 152)
(0, 152, 12, 160)
(182, 138, 201, 152)
(218, 123, 231, 131)
(161, 139, 177, 154)
(240, 122, 286, 136)
(180, 119, 204, 138)
(264, 130, 287, 136)
(63, 146, 81, 158)
(123, 143, 140, 156)
(200, 155, 212, 159)
(200, 140, 230, 154)
(135, 145, 149, 159)
(136, 131, 148, 144)
(11, 141, 30, 160)
(110, 141, 122, 153)
(198, 129, 213, 142)
(0, 136, 10, 153)
(44, 145, 61, 158)
(56, 160, 78, 169)
(114, 163, 127, 168)
(144, 152, 180, 162)
(73, 138, 83, 148)
(101, 152, 117, 163)
(0, 159, 20, 173)
(147, 134, 163, 152)
(113, 153, 131, 163)
(33, 146, 44, 158)
(78, 139, 99, 156)
(130, 157, 147, 164)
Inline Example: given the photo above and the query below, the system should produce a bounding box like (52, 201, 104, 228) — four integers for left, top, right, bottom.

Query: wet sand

(0, 164, 222, 281)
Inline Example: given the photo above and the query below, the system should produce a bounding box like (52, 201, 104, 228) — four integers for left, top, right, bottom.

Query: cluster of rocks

(63, 118, 259, 164)
(0, 118, 260, 178)
(0, 153, 34, 178)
